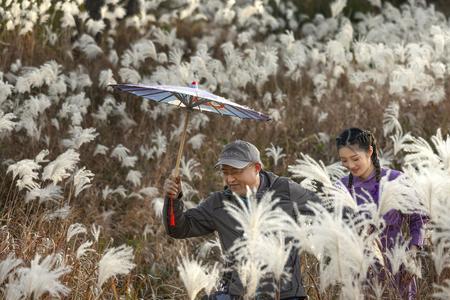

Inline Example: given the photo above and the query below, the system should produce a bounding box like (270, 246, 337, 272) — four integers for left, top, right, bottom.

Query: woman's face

(338, 145, 374, 179)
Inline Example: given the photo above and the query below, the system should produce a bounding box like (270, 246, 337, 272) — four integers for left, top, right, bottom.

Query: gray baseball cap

(215, 140, 261, 169)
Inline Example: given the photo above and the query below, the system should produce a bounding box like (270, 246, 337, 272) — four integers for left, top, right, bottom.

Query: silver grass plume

(7, 159, 41, 191)
(225, 189, 292, 239)
(431, 241, 450, 277)
(44, 205, 72, 221)
(265, 143, 286, 167)
(382, 101, 401, 137)
(377, 173, 425, 217)
(434, 279, 450, 299)
(402, 130, 447, 169)
(331, 0, 347, 18)
(0, 253, 23, 285)
(384, 237, 421, 277)
(288, 154, 354, 210)
(235, 259, 265, 299)
(61, 126, 98, 149)
(126, 170, 142, 187)
(287, 201, 378, 298)
(177, 255, 220, 300)
(73, 167, 95, 197)
(0, 112, 17, 135)
(25, 185, 63, 204)
(91, 224, 102, 243)
(5, 253, 71, 299)
(402, 167, 450, 223)
(76, 241, 94, 259)
(180, 157, 202, 182)
(42, 149, 80, 184)
(97, 244, 136, 288)
(151, 198, 164, 218)
(198, 238, 222, 260)
(67, 223, 87, 242)
(225, 189, 293, 298)
(72, 34, 103, 60)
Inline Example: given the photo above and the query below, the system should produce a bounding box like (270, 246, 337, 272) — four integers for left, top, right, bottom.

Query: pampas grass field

(0, 0, 449, 299)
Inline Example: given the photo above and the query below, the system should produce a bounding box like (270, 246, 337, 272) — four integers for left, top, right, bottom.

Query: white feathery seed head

(42, 149, 80, 184)
(0, 253, 23, 285)
(97, 244, 136, 288)
(177, 254, 220, 300)
(6, 253, 71, 299)
(73, 167, 95, 197)
(67, 223, 87, 242)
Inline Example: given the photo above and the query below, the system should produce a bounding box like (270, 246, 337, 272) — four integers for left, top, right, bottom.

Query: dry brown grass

(1, 13, 449, 300)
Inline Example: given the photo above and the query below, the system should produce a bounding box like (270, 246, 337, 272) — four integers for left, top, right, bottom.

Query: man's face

(220, 163, 261, 196)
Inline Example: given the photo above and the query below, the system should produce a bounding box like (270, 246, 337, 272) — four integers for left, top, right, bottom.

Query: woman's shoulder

(381, 167, 403, 181)
(339, 174, 350, 184)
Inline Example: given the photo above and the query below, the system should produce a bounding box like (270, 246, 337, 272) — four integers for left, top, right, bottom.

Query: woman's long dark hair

(335, 128, 381, 191)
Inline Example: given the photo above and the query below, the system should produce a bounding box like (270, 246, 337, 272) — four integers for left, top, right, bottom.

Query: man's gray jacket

(163, 170, 319, 299)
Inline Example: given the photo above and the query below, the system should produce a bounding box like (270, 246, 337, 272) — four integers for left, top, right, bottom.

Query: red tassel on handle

(169, 196, 176, 227)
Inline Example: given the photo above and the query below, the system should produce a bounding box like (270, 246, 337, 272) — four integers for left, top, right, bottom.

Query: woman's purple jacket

(340, 168, 427, 250)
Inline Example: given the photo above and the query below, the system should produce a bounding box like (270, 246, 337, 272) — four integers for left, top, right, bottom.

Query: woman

(335, 127, 426, 299)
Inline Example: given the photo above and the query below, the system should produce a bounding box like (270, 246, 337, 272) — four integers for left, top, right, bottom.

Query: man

(163, 140, 319, 299)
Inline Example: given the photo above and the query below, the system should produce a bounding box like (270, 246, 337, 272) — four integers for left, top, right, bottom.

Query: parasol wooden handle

(174, 110, 191, 178)
(169, 110, 190, 227)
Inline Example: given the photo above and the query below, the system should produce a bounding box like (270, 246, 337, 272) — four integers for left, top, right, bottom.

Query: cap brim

(215, 159, 249, 169)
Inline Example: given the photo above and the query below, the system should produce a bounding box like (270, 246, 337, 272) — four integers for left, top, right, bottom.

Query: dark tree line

(84, 0, 450, 23)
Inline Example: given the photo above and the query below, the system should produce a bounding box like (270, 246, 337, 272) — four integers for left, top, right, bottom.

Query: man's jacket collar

(222, 170, 279, 201)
